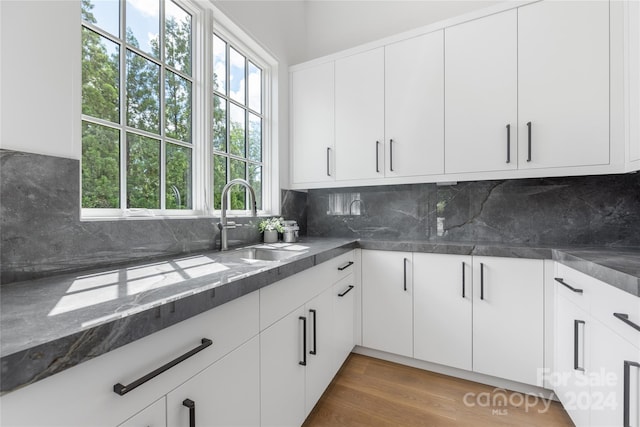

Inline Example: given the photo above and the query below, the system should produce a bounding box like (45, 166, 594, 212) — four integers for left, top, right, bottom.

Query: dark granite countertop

(2, 237, 638, 394)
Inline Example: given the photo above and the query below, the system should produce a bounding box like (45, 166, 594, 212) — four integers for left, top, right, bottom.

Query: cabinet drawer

(554, 263, 594, 311)
(590, 277, 640, 349)
(260, 250, 355, 330)
(0, 291, 259, 427)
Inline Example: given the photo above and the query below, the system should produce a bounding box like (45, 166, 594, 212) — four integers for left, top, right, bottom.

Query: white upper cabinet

(291, 62, 335, 184)
(385, 31, 444, 177)
(629, 0, 640, 166)
(518, 0, 610, 169)
(335, 48, 385, 181)
(445, 10, 518, 174)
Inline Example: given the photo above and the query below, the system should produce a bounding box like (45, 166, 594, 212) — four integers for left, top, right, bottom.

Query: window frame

(80, 0, 278, 220)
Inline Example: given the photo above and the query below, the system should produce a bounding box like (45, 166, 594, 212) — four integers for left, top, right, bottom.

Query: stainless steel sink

(229, 247, 298, 262)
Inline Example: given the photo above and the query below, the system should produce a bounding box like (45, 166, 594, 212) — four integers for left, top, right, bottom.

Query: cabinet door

(291, 63, 335, 184)
(118, 398, 165, 427)
(333, 274, 356, 369)
(335, 48, 385, 181)
(590, 321, 640, 427)
(261, 306, 306, 427)
(472, 257, 543, 386)
(413, 253, 472, 371)
(554, 295, 591, 427)
(166, 336, 260, 427)
(385, 31, 444, 177)
(362, 250, 413, 357)
(518, 0, 609, 169)
(305, 287, 336, 416)
(444, 10, 517, 174)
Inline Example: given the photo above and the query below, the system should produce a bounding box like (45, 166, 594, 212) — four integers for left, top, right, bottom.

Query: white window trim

(80, 0, 279, 220)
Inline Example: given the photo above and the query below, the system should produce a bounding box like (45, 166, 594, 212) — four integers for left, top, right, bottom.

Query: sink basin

(229, 247, 298, 262)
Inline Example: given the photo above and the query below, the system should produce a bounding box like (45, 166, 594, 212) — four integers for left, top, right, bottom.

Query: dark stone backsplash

(3, 148, 639, 284)
(307, 174, 640, 248)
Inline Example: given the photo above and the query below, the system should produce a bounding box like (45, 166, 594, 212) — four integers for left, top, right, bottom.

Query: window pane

(213, 155, 227, 210)
(248, 61, 261, 113)
(82, 0, 119, 37)
(230, 159, 246, 209)
(165, 1, 191, 75)
(82, 121, 120, 208)
(165, 70, 192, 142)
(248, 113, 261, 162)
(213, 95, 227, 152)
(82, 28, 120, 123)
(229, 103, 245, 157)
(126, 50, 160, 134)
(125, 0, 159, 57)
(127, 133, 160, 208)
(213, 34, 226, 94)
(248, 163, 262, 210)
(166, 143, 192, 209)
(229, 47, 245, 104)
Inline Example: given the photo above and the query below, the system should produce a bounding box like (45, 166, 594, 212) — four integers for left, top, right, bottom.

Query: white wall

(303, 0, 501, 62)
(0, 0, 81, 159)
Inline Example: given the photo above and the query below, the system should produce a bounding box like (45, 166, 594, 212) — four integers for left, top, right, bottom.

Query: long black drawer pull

(299, 316, 307, 366)
(506, 124, 511, 164)
(614, 313, 640, 332)
(461, 262, 466, 298)
(574, 320, 585, 372)
(526, 121, 532, 162)
(376, 141, 380, 173)
(403, 258, 408, 292)
(624, 360, 640, 427)
(480, 262, 485, 300)
(554, 277, 584, 294)
(326, 147, 331, 176)
(309, 309, 317, 355)
(389, 139, 394, 172)
(338, 285, 355, 297)
(338, 261, 354, 271)
(183, 399, 196, 427)
(113, 338, 213, 395)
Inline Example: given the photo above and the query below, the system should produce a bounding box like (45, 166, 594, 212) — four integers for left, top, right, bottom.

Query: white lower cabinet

(166, 336, 260, 427)
(362, 250, 413, 357)
(413, 253, 473, 371)
(472, 256, 544, 386)
(260, 250, 358, 427)
(554, 263, 640, 427)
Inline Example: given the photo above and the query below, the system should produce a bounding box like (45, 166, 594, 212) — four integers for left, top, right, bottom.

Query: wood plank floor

(303, 353, 574, 427)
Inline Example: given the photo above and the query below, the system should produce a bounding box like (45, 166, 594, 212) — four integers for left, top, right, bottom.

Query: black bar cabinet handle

(614, 313, 640, 332)
(624, 360, 640, 427)
(461, 261, 466, 298)
(338, 285, 355, 297)
(338, 261, 354, 271)
(376, 141, 380, 173)
(403, 258, 408, 291)
(526, 121, 532, 162)
(554, 277, 584, 294)
(299, 316, 307, 366)
(506, 124, 511, 163)
(389, 139, 394, 172)
(326, 147, 331, 177)
(183, 399, 196, 427)
(113, 338, 213, 396)
(480, 263, 485, 300)
(309, 309, 317, 355)
(574, 319, 585, 371)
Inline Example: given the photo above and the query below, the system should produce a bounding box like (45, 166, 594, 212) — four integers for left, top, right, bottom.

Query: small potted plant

(258, 217, 284, 243)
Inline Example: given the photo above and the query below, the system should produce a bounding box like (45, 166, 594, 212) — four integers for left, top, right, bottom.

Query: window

(81, 0, 272, 217)
(212, 33, 264, 211)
